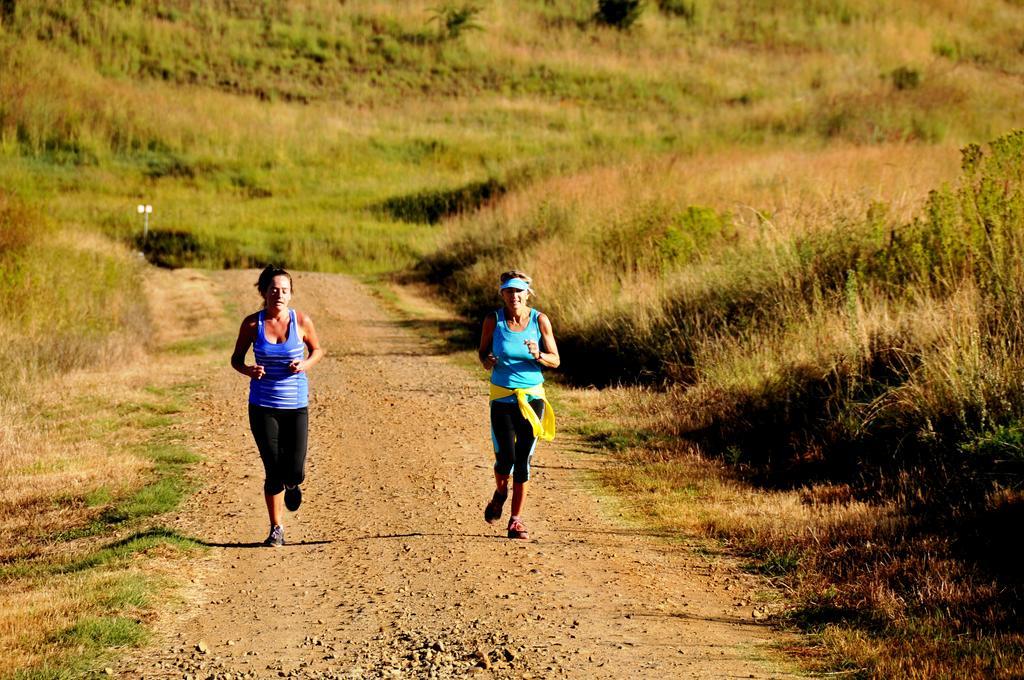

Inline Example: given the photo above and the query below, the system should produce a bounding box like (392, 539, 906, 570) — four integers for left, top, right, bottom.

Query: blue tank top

(249, 309, 309, 409)
(491, 307, 543, 402)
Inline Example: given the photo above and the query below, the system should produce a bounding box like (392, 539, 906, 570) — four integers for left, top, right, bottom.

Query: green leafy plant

(428, 3, 483, 41)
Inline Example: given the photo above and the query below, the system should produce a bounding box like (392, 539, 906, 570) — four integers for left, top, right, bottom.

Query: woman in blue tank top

(478, 270, 561, 540)
(231, 266, 324, 547)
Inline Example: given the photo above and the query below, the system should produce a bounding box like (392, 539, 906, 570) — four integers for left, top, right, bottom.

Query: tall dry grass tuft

(0, 232, 150, 387)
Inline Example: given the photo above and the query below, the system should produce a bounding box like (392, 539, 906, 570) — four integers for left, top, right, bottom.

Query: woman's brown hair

(256, 265, 293, 296)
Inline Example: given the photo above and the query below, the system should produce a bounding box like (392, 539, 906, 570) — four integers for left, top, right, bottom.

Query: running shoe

(263, 524, 285, 547)
(484, 490, 507, 524)
(284, 485, 302, 511)
(507, 517, 529, 540)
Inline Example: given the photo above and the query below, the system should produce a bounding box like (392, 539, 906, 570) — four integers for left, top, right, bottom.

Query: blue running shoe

(263, 524, 285, 547)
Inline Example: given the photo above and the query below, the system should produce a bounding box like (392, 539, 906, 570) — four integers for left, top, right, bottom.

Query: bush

(890, 66, 921, 91)
(136, 229, 205, 269)
(657, 0, 696, 23)
(594, 0, 644, 29)
(376, 178, 506, 224)
(428, 3, 483, 41)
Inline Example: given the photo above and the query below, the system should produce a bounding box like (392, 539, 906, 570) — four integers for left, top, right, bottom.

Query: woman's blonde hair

(499, 269, 534, 295)
(499, 269, 531, 284)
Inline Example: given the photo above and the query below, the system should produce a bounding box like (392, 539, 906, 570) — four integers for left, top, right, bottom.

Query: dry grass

(581, 384, 1024, 677)
(561, 268, 1024, 678)
(0, 257, 221, 676)
(0, 405, 145, 546)
(434, 142, 961, 333)
(0, 362, 169, 548)
(505, 130, 1024, 676)
(0, 261, 223, 555)
(1, 569, 150, 674)
(0, 369, 208, 677)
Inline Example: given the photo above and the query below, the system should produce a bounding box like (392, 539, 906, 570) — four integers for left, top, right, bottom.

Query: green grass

(51, 529, 201, 578)
(0, 531, 200, 622)
(101, 475, 190, 525)
(572, 422, 676, 452)
(14, 618, 146, 680)
(55, 616, 147, 649)
(4, 533, 198, 680)
(745, 549, 802, 578)
(163, 332, 233, 355)
(83, 488, 112, 508)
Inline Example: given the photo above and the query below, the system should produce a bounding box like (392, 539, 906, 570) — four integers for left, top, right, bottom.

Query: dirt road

(119, 269, 800, 679)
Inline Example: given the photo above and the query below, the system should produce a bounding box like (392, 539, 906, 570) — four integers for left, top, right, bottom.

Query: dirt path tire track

(120, 269, 802, 679)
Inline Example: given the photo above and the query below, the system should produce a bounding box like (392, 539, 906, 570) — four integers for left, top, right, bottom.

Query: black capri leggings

(248, 404, 308, 495)
(490, 399, 545, 484)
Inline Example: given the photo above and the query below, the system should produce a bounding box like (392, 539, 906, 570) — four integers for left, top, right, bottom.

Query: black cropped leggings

(490, 399, 544, 484)
(248, 404, 308, 495)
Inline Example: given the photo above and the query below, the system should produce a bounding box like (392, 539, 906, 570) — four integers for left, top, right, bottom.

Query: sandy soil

(118, 269, 803, 679)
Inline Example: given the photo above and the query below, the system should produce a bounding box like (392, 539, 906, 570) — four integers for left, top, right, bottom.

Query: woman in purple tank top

(478, 269, 561, 540)
(231, 266, 324, 547)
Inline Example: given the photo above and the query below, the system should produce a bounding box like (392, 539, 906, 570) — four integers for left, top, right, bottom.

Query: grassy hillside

(3, 0, 1023, 275)
(3, 1, 1024, 677)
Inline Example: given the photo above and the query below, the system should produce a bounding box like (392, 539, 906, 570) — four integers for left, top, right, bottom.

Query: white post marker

(136, 203, 153, 239)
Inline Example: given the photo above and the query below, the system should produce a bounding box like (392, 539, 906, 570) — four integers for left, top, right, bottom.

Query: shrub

(143, 154, 198, 180)
(376, 178, 506, 224)
(657, 0, 696, 23)
(594, 0, 644, 29)
(595, 203, 733, 274)
(135, 229, 205, 269)
(890, 66, 921, 91)
(428, 3, 483, 41)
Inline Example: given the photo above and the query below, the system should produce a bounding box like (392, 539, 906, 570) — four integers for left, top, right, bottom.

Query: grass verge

(0, 244, 219, 677)
(0, 369, 208, 678)
(4, 530, 202, 680)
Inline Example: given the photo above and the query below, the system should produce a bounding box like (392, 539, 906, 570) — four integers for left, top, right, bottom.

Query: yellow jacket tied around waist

(489, 384, 556, 441)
